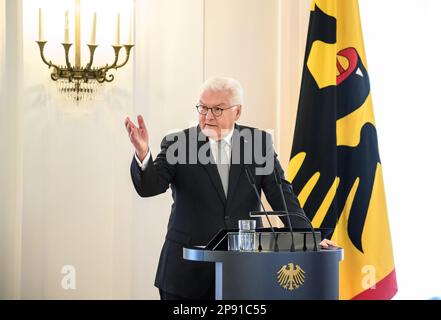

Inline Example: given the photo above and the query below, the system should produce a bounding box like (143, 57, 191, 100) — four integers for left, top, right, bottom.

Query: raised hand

(125, 115, 149, 162)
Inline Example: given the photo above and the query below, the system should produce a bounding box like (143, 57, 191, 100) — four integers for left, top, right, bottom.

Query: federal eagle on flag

(288, 0, 397, 300)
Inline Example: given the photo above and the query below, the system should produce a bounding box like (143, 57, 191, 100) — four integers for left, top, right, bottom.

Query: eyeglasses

(196, 104, 240, 117)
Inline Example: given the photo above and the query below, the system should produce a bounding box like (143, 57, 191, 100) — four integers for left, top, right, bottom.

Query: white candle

(75, 0, 81, 68)
(128, 11, 133, 45)
(90, 12, 96, 45)
(38, 8, 43, 41)
(115, 13, 120, 46)
(64, 11, 70, 43)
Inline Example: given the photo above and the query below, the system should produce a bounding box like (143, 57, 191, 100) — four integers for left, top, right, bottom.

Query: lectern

(183, 228, 343, 300)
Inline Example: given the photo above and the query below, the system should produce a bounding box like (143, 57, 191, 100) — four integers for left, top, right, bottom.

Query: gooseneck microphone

(273, 166, 296, 252)
(283, 209, 319, 251)
(244, 165, 279, 252)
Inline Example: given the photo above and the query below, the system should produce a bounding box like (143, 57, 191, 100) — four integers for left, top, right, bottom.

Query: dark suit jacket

(130, 124, 304, 299)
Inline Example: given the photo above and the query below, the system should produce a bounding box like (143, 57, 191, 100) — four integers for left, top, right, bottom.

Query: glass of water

(238, 220, 256, 251)
(228, 232, 240, 251)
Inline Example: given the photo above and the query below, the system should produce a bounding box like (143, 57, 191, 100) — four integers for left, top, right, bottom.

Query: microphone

(249, 209, 319, 251)
(282, 209, 319, 251)
(273, 166, 296, 252)
(244, 165, 279, 252)
(244, 166, 279, 251)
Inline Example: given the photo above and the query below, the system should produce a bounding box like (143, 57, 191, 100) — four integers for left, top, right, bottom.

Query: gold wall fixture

(36, 0, 134, 102)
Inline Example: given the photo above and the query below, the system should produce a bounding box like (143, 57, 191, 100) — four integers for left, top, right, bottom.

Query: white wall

(359, 0, 441, 299)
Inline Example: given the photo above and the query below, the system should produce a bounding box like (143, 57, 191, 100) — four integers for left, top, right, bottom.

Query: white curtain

(0, 0, 23, 300)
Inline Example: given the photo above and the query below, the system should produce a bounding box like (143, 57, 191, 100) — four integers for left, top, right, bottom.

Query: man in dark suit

(125, 77, 335, 300)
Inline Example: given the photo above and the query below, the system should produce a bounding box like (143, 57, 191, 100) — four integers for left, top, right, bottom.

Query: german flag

(288, 0, 397, 299)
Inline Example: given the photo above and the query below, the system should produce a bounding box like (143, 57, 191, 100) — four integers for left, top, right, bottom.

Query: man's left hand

(319, 239, 338, 248)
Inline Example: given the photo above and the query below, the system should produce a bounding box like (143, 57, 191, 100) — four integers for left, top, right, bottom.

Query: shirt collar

(208, 127, 234, 147)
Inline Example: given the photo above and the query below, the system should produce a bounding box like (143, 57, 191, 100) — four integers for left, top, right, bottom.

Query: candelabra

(36, 1, 134, 102)
(36, 41, 134, 101)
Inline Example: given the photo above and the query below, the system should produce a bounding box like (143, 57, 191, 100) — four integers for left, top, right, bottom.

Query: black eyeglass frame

(195, 104, 241, 117)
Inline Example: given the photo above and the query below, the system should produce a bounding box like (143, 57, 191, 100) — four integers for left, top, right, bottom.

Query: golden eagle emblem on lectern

(277, 263, 306, 290)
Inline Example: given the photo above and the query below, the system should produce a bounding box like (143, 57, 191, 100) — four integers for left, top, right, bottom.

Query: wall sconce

(36, 0, 134, 102)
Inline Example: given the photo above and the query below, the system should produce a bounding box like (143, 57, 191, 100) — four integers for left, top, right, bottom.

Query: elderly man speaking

(125, 77, 334, 300)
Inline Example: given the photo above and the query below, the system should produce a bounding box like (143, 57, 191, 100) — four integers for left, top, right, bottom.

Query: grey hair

(199, 77, 244, 106)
